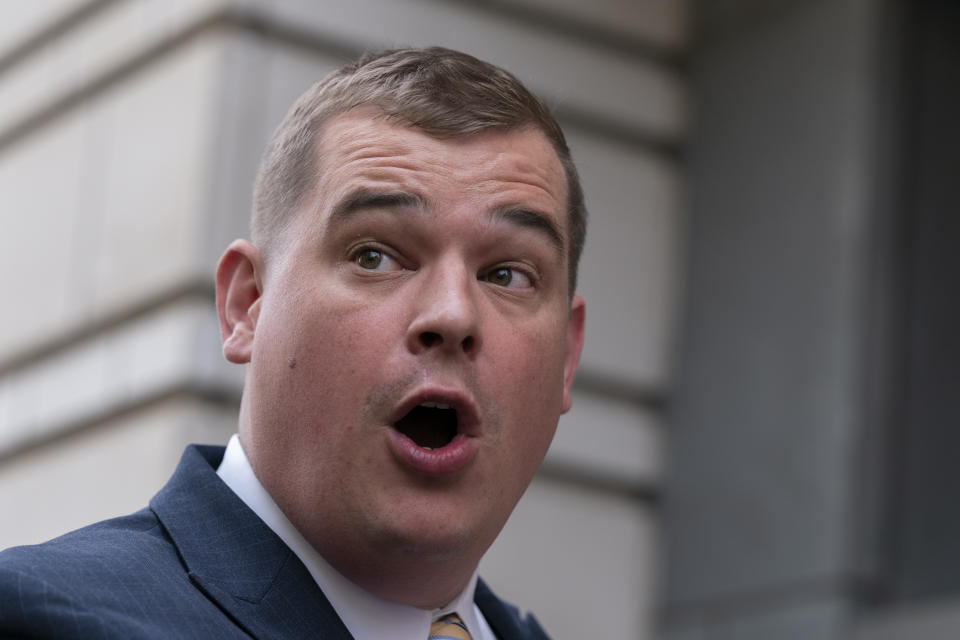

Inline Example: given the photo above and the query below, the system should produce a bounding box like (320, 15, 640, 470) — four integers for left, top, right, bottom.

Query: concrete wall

(663, 0, 886, 637)
(0, 1, 688, 637)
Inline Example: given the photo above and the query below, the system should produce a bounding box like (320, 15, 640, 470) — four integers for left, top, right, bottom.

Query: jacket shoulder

(0, 508, 238, 639)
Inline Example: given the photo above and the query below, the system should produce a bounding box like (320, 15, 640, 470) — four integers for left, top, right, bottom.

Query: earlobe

(215, 240, 264, 364)
(561, 295, 586, 413)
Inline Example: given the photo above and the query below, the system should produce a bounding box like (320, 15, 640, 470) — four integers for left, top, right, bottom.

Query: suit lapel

(150, 447, 548, 639)
(150, 446, 353, 640)
(475, 578, 550, 640)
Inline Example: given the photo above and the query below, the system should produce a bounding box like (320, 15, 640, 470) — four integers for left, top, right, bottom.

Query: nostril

(460, 336, 474, 353)
(419, 331, 442, 348)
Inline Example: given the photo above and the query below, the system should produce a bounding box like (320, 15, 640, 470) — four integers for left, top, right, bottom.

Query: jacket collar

(149, 445, 353, 640)
(475, 579, 550, 640)
(150, 445, 543, 640)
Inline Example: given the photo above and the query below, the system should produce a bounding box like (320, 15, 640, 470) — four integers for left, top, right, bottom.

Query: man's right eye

(356, 248, 384, 269)
(353, 247, 403, 272)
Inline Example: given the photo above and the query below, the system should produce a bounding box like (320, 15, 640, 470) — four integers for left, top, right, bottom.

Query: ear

(561, 294, 586, 413)
(215, 239, 264, 364)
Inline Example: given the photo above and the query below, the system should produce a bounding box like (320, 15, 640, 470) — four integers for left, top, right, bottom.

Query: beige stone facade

(0, 1, 685, 637)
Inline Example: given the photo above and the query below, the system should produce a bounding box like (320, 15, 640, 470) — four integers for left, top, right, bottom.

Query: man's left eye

(483, 267, 532, 288)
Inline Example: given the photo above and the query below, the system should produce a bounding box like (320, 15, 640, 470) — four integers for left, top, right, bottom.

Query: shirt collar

(216, 434, 491, 640)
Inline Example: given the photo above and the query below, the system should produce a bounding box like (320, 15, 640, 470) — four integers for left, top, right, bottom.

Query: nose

(405, 263, 482, 358)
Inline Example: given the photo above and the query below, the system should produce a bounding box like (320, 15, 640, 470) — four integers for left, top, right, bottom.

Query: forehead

(309, 109, 568, 228)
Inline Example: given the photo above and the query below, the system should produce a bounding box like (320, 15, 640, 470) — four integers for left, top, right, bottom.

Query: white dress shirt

(216, 434, 496, 640)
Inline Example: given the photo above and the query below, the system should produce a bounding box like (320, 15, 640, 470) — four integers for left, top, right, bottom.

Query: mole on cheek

(287, 356, 297, 369)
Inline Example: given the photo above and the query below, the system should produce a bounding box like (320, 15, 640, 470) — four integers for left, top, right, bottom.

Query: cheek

(284, 319, 366, 401)
(250, 297, 347, 413)
(264, 282, 368, 358)
(267, 291, 409, 417)
(489, 327, 567, 451)
(499, 320, 567, 395)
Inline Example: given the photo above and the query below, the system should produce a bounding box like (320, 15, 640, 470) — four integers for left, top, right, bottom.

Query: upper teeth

(421, 402, 452, 409)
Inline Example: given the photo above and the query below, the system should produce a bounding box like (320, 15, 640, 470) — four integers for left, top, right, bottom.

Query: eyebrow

(328, 188, 564, 252)
(328, 189, 425, 225)
(493, 206, 564, 253)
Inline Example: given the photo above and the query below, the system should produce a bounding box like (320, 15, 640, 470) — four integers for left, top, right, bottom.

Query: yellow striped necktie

(429, 613, 472, 640)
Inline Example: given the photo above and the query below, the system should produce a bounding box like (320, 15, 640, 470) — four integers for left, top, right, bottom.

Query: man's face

(220, 109, 584, 601)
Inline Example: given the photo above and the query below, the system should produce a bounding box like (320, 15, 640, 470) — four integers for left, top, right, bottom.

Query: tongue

(394, 406, 457, 449)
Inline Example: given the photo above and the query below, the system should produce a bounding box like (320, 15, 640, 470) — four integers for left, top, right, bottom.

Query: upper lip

(388, 387, 481, 438)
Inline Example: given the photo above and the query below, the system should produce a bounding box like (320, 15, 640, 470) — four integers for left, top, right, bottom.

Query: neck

(320, 540, 480, 609)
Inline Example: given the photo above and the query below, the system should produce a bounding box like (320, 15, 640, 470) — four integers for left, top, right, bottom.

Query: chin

(368, 511, 490, 562)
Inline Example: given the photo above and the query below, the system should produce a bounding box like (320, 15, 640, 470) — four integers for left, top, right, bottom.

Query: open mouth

(393, 402, 459, 449)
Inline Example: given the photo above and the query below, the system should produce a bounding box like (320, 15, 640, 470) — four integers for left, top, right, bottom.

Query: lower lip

(386, 429, 478, 476)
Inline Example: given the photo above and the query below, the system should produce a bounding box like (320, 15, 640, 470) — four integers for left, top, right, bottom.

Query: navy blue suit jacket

(0, 445, 549, 639)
